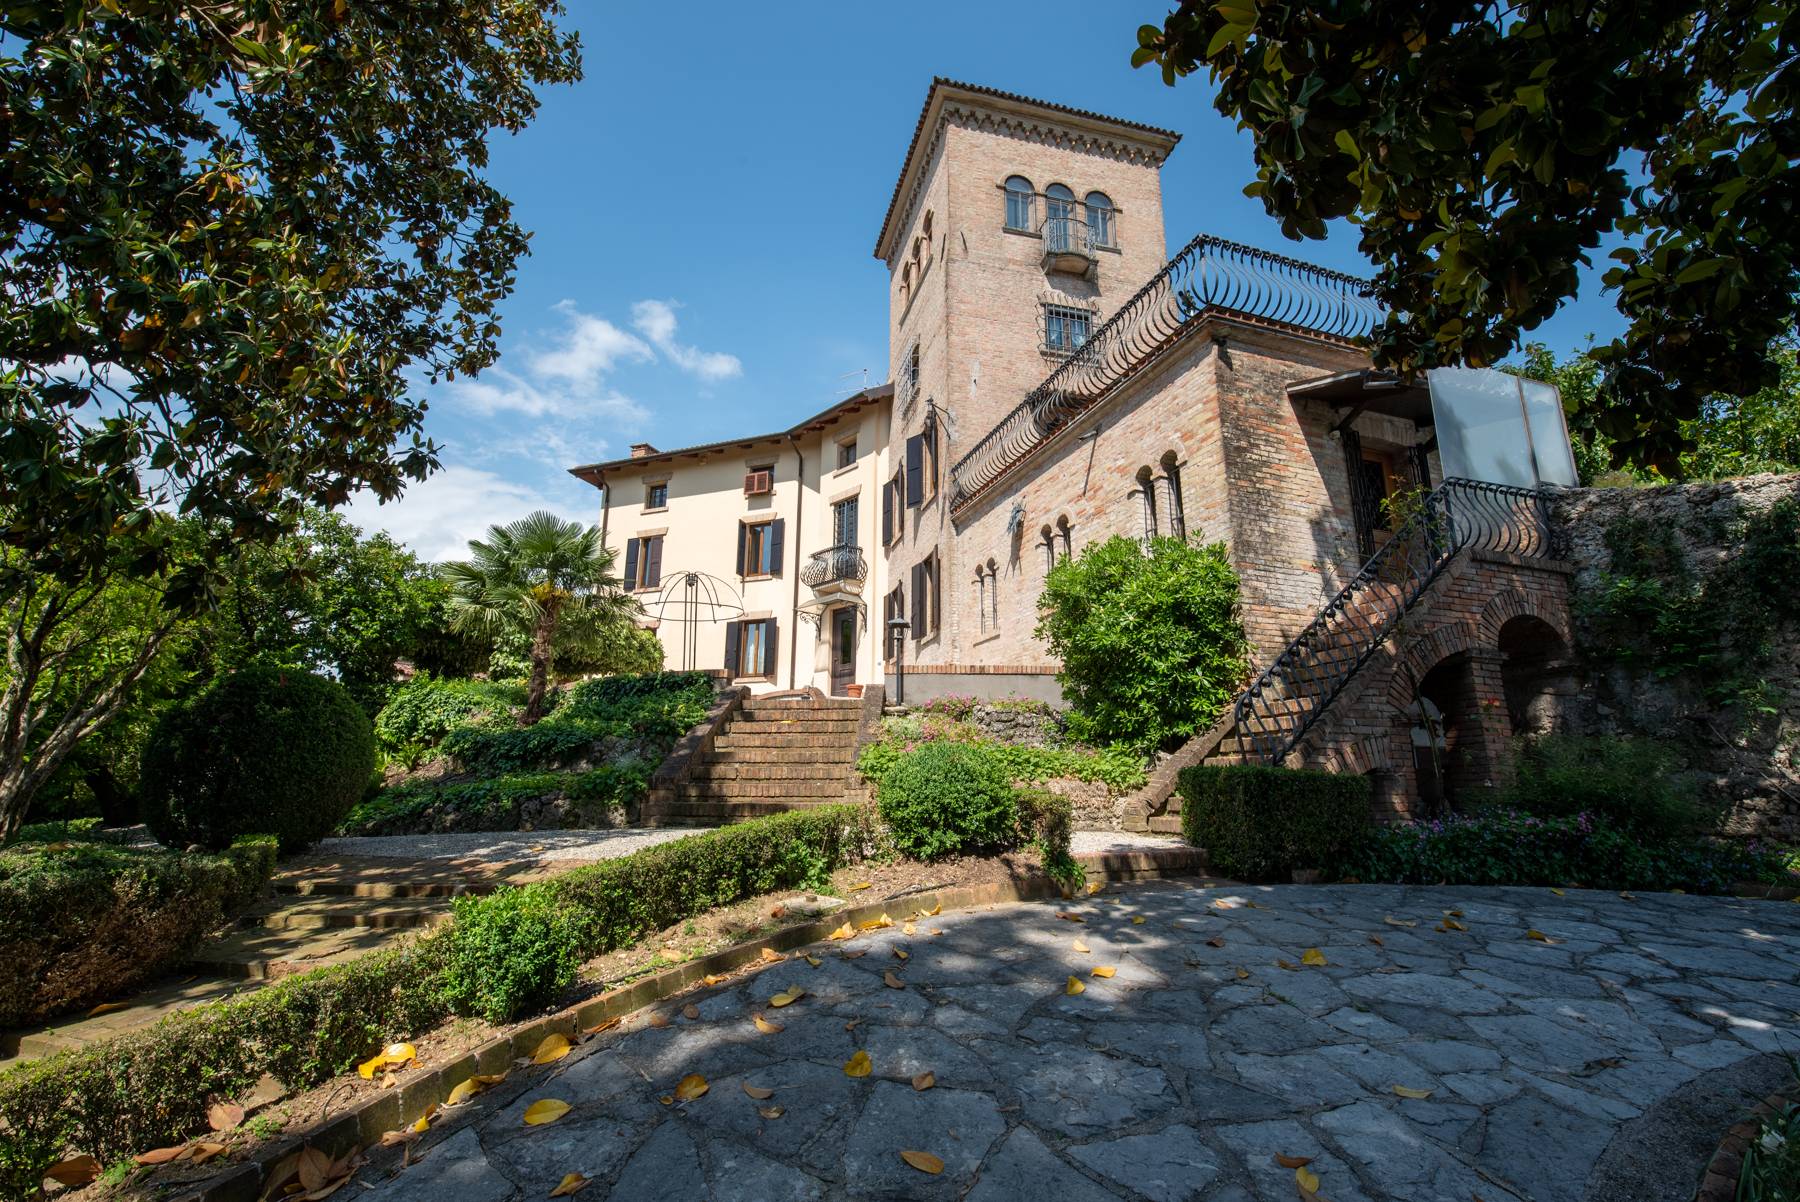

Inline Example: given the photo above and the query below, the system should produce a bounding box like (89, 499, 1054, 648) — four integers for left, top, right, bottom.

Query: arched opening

(1410, 653, 1482, 816)
(1497, 614, 1573, 737)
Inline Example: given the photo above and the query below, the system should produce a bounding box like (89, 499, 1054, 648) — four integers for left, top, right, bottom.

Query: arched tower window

(1085, 191, 1115, 247)
(1004, 177, 1035, 231)
(1136, 465, 1158, 543)
(1161, 451, 1186, 540)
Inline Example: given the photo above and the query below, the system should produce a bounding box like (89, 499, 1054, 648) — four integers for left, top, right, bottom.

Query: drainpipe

(596, 471, 610, 548)
(786, 433, 804, 691)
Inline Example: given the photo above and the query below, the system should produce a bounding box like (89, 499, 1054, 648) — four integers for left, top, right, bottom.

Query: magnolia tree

(0, 1, 581, 840)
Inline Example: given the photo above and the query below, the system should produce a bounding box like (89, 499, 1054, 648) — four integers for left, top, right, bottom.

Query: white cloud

(342, 465, 596, 564)
(530, 301, 653, 385)
(631, 299, 743, 382)
(445, 365, 647, 425)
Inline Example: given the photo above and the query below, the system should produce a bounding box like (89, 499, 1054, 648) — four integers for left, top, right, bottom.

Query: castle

(572, 80, 1580, 828)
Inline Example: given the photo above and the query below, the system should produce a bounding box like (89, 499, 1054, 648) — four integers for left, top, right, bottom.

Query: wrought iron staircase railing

(948, 233, 1383, 511)
(1232, 478, 1566, 766)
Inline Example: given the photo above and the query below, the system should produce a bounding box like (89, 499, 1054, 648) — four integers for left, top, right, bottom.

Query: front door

(829, 608, 857, 696)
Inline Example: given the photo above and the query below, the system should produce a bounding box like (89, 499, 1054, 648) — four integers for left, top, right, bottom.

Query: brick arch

(1381, 619, 1485, 711)
(1316, 734, 1398, 778)
(1477, 588, 1571, 649)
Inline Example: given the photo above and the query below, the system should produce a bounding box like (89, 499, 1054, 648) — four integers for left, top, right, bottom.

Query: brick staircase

(643, 693, 865, 826)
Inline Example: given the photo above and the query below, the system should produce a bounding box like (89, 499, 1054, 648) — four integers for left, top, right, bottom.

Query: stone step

(651, 800, 826, 825)
(712, 732, 859, 750)
(675, 779, 851, 801)
(1145, 814, 1184, 835)
(273, 861, 486, 899)
(741, 698, 860, 712)
(245, 895, 452, 931)
(707, 744, 857, 764)
(691, 762, 854, 782)
(726, 717, 858, 734)
(188, 925, 404, 981)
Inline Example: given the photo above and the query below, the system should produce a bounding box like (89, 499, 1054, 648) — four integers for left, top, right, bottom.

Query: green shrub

(140, 668, 376, 853)
(0, 804, 873, 1197)
(1015, 786, 1079, 887)
(435, 887, 589, 1023)
(373, 675, 525, 763)
(1503, 734, 1708, 839)
(856, 716, 1147, 794)
(1036, 535, 1249, 753)
(1335, 808, 1789, 893)
(443, 717, 610, 774)
(1, 817, 106, 848)
(1179, 764, 1370, 881)
(876, 743, 1019, 860)
(0, 836, 276, 1028)
(440, 672, 712, 776)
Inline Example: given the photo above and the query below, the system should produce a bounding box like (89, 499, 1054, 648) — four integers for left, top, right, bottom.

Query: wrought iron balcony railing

(1040, 214, 1097, 270)
(800, 544, 868, 590)
(949, 233, 1383, 510)
(1232, 478, 1567, 767)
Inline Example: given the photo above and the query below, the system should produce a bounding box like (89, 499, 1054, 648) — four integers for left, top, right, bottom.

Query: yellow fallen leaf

(43, 1155, 101, 1186)
(912, 1071, 935, 1091)
(1392, 1084, 1433, 1099)
(884, 970, 906, 990)
(1301, 948, 1328, 967)
(549, 1171, 591, 1197)
(446, 1078, 481, 1106)
(1440, 918, 1467, 932)
(902, 922, 917, 936)
(658, 1095, 674, 1106)
(1055, 911, 1085, 924)
(753, 1012, 784, 1034)
(1131, 916, 1147, 925)
(1549, 887, 1566, 896)
(1072, 939, 1091, 953)
(804, 955, 822, 967)
(849, 882, 873, 891)
(760, 947, 784, 963)
(1295, 1164, 1321, 1193)
(900, 1150, 944, 1175)
(1276, 959, 1298, 971)
(1235, 967, 1250, 980)
(1066, 975, 1086, 996)
(188, 1142, 229, 1165)
(584, 1016, 622, 1035)
(358, 1055, 388, 1080)
(1384, 915, 1417, 928)
(1444, 909, 1464, 918)
(769, 986, 805, 1008)
(1087, 881, 1102, 895)
(410, 1114, 430, 1134)
(86, 1000, 130, 1017)
(926, 902, 942, 916)
(674, 1073, 709, 1101)
(1274, 1153, 1313, 1169)
(1091, 966, 1116, 978)
(1526, 929, 1562, 944)
(829, 922, 856, 941)
(208, 1102, 245, 1132)
(758, 1104, 785, 1119)
(523, 1099, 571, 1126)
(844, 1050, 872, 1078)
(532, 1033, 572, 1065)
(474, 1072, 510, 1087)
(741, 1081, 774, 1100)
(893, 947, 909, 961)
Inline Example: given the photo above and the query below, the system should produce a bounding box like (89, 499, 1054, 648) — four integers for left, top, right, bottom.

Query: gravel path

(1070, 830, 1186, 855)
(316, 829, 697, 863)
(344, 880, 1800, 1201)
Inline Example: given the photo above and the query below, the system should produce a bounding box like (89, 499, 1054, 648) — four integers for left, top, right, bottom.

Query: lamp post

(886, 617, 910, 706)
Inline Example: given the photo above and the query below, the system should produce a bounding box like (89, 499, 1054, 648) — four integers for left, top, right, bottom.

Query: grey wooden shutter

(735, 521, 748, 576)
(622, 538, 639, 589)
(905, 435, 924, 507)
(924, 414, 938, 493)
(645, 536, 663, 588)
(930, 553, 941, 632)
(724, 620, 740, 675)
(910, 562, 924, 636)
(881, 478, 893, 544)
(763, 619, 779, 678)
(768, 519, 785, 576)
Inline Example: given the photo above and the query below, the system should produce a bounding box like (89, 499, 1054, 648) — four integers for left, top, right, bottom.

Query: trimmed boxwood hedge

(1178, 763, 1370, 881)
(0, 805, 875, 1196)
(0, 835, 276, 1029)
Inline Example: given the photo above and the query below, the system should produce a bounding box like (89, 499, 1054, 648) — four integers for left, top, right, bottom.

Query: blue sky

(347, 0, 1625, 562)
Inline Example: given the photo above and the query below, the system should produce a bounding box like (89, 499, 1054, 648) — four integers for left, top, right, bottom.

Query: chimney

(629, 443, 658, 459)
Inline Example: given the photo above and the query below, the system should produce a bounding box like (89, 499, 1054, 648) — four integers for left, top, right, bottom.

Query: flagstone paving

(350, 880, 1800, 1202)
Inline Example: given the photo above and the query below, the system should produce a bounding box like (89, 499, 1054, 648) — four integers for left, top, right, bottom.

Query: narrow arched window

(1056, 515, 1073, 561)
(1040, 525, 1056, 574)
(1137, 466, 1158, 544)
(974, 568, 988, 634)
(1161, 451, 1187, 540)
(1004, 177, 1034, 231)
(1044, 183, 1074, 222)
(987, 558, 1000, 630)
(1085, 191, 1115, 248)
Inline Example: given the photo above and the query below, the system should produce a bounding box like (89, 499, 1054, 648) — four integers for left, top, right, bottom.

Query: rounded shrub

(876, 742, 1019, 860)
(141, 667, 377, 853)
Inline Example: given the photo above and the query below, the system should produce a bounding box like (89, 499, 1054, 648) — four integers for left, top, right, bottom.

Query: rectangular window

(725, 617, 778, 679)
(832, 496, 859, 547)
(836, 438, 857, 469)
(1044, 305, 1092, 353)
(737, 518, 784, 577)
(622, 535, 663, 591)
(645, 481, 668, 510)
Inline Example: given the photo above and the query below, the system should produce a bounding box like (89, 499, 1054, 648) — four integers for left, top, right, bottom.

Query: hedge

(0, 805, 874, 1196)
(0, 835, 277, 1029)
(1178, 763, 1370, 881)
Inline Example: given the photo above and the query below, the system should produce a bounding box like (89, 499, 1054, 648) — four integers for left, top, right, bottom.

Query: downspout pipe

(786, 433, 804, 691)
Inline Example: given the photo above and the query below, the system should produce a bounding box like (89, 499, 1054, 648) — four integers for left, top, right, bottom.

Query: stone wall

(1550, 475, 1800, 843)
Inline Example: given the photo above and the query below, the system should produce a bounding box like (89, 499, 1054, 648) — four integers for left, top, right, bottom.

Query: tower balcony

(1039, 215, 1097, 274)
(801, 544, 867, 597)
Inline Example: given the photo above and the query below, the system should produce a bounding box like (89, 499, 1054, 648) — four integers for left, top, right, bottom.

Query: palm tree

(441, 512, 638, 724)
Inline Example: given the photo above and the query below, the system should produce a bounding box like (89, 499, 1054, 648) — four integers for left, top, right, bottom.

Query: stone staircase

(643, 693, 865, 826)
